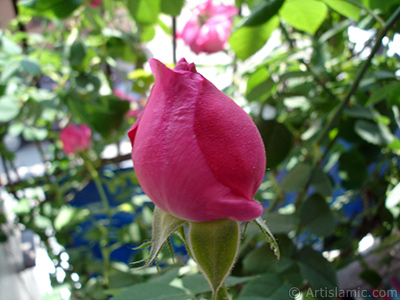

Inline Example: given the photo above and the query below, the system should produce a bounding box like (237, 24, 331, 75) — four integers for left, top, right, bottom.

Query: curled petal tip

(175, 58, 197, 73)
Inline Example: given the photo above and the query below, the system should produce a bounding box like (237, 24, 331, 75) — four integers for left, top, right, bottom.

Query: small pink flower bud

(60, 124, 92, 155)
(179, 0, 238, 54)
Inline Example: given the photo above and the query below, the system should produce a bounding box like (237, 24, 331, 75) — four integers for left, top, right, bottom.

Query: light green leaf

(254, 217, 280, 259)
(128, 0, 161, 24)
(1, 60, 21, 82)
(140, 25, 156, 42)
(0, 96, 20, 122)
(354, 120, 394, 145)
(322, 0, 361, 20)
(21, 59, 41, 76)
(22, 126, 48, 141)
(280, 0, 328, 34)
(230, 16, 279, 60)
(386, 182, 400, 217)
(246, 67, 270, 101)
(1, 35, 23, 55)
(54, 206, 90, 231)
(300, 194, 335, 236)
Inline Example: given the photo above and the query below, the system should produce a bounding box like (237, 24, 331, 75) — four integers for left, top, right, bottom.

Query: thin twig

(172, 17, 177, 64)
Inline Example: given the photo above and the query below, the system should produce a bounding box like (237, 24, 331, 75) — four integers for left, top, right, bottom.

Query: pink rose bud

(128, 58, 266, 222)
(60, 124, 92, 155)
(89, 0, 102, 7)
(179, 0, 238, 54)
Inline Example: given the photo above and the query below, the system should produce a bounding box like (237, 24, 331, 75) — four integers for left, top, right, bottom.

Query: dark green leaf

(181, 274, 255, 295)
(230, 16, 279, 60)
(239, 273, 293, 300)
(260, 213, 299, 234)
(257, 120, 293, 169)
(0, 96, 20, 122)
(359, 268, 382, 288)
(112, 282, 187, 300)
(19, 0, 83, 19)
(69, 41, 87, 68)
(300, 194, 335, 236)
(280, 0, 328, 34)
(338, 149, 368, 190)
(242, 243, 278, 274)
(281, 162, 313, 192)
(298, 246, 337, 297)
(344, 105, 375, 119)
(87, 96, 130, 137)
(309, 167, 333, 197)
(366, 81, 400, 106)
(242, 0, 285, 27)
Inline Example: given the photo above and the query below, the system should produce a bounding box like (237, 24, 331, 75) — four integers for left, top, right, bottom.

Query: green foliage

(230, 17, 279, 60)
(280, 0, 328, 34)
(19, 0, 83, 19)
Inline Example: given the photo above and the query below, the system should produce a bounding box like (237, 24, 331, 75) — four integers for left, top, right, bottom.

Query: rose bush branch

(60, 124, 113, 286)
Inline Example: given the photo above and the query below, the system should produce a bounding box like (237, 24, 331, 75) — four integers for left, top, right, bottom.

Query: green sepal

(188, 219, 240, 298)
(134, 206, 186, 269)
(254, 217, 280, 260)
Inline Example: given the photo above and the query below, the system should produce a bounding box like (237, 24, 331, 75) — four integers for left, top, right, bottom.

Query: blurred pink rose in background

(179, 0, 238, 54)
(89, 0, 102, 7)
(60, 124, 92, 155)
(128, 58, 266, 222)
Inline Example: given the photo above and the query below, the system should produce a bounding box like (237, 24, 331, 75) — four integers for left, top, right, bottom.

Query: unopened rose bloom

(179, 0, 238, 54)
(60, 124, 92, 155)
(128, 58, 266, 222)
